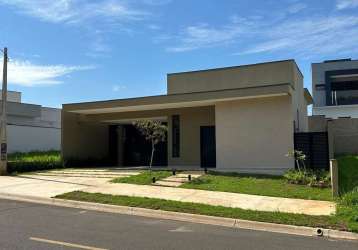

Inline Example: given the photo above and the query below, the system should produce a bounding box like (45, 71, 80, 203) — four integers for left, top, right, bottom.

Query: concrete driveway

(0, 169, 140, 198)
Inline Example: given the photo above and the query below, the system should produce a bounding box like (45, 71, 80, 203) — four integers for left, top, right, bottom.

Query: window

(330, 81, 358, 105)
(172, 115, 180, 157)
(296, 109, 300, 132)
(315, 84, 326, 91)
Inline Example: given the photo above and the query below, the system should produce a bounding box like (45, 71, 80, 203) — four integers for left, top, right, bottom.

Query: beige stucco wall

(167, 106, 215, 167)
(327, 118, 358, 156)
(62, 111, 109, 162)
(215, 95, 294, 174)
(291, 64, 308, 132)
(167, 60, 295, 94)
(308, 116, 358, 157)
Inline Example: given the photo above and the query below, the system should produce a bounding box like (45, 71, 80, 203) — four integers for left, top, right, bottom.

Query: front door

(200, 126, 216, 168)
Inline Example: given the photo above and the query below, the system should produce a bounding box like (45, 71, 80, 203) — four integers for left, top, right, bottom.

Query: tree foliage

(133, 120, 167, 169)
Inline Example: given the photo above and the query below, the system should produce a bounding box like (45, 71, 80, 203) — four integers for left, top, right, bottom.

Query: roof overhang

(64, 83, 292, 115)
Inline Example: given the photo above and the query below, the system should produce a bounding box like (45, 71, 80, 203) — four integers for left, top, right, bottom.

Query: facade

(62, 60, 312, 174)
(2, 90, 61, 153)
(312, 59, 358, 118)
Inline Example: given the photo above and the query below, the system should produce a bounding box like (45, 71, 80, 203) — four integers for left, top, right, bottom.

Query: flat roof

(167, 59, 304, 78)
(312, 58, 358, 65)
(64, 83, 292, 114)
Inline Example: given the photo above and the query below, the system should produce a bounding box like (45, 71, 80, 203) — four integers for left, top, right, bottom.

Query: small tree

(133, 120, 167, 170)
(286, 150, 307, 172)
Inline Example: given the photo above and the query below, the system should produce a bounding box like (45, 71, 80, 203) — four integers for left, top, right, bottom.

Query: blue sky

(1, 0, 358, 108)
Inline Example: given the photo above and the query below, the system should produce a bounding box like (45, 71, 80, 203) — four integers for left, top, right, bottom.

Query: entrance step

(32, 173, 131, 179)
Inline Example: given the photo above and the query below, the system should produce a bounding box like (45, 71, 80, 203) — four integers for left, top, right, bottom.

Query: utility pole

(0, 47, 8, 175)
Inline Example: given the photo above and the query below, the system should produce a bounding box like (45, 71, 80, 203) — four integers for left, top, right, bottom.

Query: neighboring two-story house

(312, 59, 358, 119)
(310, 59, 358, 156)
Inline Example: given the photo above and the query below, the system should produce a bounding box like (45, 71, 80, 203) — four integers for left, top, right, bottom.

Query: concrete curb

(0, 192, 357, 241)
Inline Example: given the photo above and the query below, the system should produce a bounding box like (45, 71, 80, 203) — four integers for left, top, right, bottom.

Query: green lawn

(338, 155, 358, 194)
(56, 191, 358, 233)
(111, 170, 172, 185)
(181, 172, 333, 201)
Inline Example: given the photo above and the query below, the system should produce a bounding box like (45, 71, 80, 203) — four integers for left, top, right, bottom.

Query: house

(312, 58, 358, 119)
(309, 58, 358, 156)
(62, 60, 312, 174)
(2, 90, 61, 153)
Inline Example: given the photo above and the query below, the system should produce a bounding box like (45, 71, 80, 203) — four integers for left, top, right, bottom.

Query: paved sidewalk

(84, 183, 336, 216)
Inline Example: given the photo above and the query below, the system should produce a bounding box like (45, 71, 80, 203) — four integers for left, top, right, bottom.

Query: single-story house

(62, 59, 313, 174)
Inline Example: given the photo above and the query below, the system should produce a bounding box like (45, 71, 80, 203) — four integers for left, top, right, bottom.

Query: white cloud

(1, 59, 94, 86)
(165, 11, 358, 58)
(336, 0, 358, 10)
(148, 24, 161, 30)
(112, 84, 126, 92)
(141, 0, 172, 6)
(241, 16, 358, 56)
(0, 0, 149, 57)
(166, 19, 252, 52)
(287, 3, 307, 14)
(0, 0, 147, 24)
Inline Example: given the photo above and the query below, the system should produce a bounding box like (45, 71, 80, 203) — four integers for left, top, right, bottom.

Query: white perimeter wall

(215, 95, 294, 175)
(7, 125, 61, 153)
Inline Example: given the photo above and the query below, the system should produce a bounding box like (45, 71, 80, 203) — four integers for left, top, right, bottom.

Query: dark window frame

(172, 115, 180, 158)
(325, 69, 358, 106)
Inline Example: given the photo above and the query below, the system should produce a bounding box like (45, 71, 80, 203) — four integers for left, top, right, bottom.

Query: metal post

(0, 47, 8, 175)
(330, 159, 339, 197)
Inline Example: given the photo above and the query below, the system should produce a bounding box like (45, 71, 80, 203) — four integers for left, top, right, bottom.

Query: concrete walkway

(84, 183, 336, 216)
(0, 169, 336, 216)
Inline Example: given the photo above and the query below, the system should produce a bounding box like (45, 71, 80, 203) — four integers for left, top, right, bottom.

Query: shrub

(7, 150, 63, 173)
(337, 155, 358, 194)
(283, 169, 331, 188)
(283, 169, 309, 185)
(337, 188, 358, 231)
(340, 187, 358, 207)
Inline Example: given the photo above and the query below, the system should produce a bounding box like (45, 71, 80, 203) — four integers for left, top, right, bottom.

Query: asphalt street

(0, 199, 357, 250)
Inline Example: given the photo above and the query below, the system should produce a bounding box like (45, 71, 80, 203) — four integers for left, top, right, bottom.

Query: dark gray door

(200, 126, 216, 168)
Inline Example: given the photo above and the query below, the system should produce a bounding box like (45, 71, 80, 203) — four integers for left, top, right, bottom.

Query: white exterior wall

(7, 107, 61, 153)
(215, 95, 294, 175)
(7, 125, 61, 153)
(313, 105, 358, 119)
